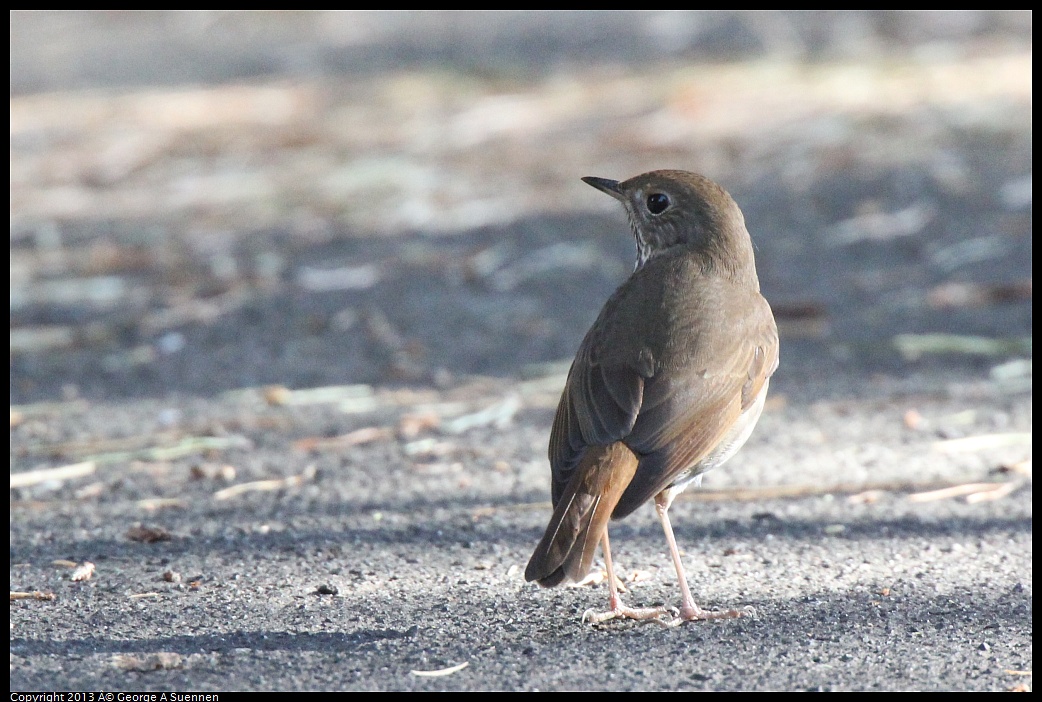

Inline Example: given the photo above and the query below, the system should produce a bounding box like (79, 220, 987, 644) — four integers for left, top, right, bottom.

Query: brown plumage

(524, 170, 779, 624)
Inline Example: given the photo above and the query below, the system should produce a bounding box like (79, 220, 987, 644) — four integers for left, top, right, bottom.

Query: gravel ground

(10, 11, 1032, 691)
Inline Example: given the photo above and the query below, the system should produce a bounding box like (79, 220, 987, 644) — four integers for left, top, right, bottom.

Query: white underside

(666, 378, 770, 497)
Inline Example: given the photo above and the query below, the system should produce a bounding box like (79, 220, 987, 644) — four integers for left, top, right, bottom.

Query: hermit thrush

(524, 170, 779, 624)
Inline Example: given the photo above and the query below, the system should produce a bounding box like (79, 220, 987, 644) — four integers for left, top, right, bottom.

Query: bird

(524, 170, 779, 625)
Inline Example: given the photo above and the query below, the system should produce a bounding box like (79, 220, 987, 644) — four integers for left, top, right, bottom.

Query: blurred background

(10, 16, 1032, 691)
(10, 11, 1032, 403)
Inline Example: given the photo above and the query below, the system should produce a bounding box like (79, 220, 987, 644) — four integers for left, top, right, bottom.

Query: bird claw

(582, 604, 674, 625)
(670, 602, 753, 623)
(580, 608, 604, 624)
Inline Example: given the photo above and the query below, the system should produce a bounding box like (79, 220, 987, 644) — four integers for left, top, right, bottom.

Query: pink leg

(655, 490, 746, 623)
(582, 530, 672, 624)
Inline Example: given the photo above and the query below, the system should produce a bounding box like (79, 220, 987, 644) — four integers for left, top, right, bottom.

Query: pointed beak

(581, 176, 625, 201)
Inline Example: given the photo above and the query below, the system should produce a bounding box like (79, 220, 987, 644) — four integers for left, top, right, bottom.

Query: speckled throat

(632, 221, 652, 270)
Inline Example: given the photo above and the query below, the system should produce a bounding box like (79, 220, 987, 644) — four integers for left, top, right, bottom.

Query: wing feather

(547, 252, 779, 516)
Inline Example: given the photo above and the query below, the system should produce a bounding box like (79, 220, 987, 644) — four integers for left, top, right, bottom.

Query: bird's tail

(524, 442, 639, 587)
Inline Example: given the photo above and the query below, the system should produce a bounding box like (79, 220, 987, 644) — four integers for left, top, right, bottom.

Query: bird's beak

(581, 176, 625, 201)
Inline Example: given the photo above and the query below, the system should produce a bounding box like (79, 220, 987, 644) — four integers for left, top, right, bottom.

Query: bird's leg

(581, 530, 673, 624)
(655, 489, 746, 624)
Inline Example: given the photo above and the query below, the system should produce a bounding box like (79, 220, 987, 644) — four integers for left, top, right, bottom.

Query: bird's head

(582, 170, 755, 279)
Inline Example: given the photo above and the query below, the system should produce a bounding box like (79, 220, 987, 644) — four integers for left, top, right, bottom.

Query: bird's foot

(659, 603, 755, 627)
(582, 603, 678, 625)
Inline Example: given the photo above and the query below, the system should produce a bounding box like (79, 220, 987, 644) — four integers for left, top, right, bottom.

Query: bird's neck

(634, 235, 760, 291)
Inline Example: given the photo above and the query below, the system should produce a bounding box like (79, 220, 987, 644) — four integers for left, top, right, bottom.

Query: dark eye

(646, 193, 670, 215)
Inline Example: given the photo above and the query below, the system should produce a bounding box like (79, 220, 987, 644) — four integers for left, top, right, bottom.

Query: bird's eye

(646, 193, 670, 215)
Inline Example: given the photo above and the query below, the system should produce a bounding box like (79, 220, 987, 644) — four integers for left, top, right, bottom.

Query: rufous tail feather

(525, 442, 639, 587)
